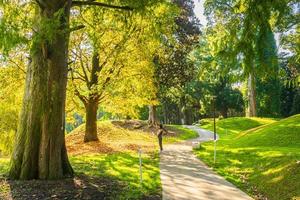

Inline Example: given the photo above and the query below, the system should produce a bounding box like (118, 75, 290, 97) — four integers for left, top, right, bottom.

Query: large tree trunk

(9, 1, 73, 180)
(84, 99, 99, 142)
(148, 105, 159, 126)
(247, 72, 257, 117)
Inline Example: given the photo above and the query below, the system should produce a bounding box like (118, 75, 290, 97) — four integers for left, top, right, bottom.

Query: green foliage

(0, 60, 25, 155)
(203, 0, 284, 76)
(67, 1, 178, 120)
(195, 115, 300, 200)
(256, 78, 281, 117)
(31, 8, 66, 54)
(0, 2, 30, 55)
(289, 89, 300, 115)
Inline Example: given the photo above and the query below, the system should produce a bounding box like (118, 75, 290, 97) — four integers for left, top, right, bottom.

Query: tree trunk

(84, 99, 99, 142)
(162, 103, 168, 124)
(9, 1, 73, 180)
(148, 105, 158, 126)
(247, 72, 257, 117)
(184, 108, 193, 125)
(221, 108, 228, 118)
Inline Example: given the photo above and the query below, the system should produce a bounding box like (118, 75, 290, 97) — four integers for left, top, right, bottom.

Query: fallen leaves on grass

(66, 121, 159, 155)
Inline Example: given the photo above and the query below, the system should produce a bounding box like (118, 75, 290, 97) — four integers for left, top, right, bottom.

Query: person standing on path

(157, 124, 167, 152)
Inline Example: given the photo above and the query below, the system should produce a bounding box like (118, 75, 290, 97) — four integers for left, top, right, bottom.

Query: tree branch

(71, 1, 133, 10)
(69, 25, 85, 32)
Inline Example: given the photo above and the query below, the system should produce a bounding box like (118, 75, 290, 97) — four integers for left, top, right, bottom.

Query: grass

(0, 158, 9, 177)
(164, 125, 199, 143)
(199, 117, 279, 135)
(194, 115, 300, 200)
(70, 152, 161, 199)
(0, 120, 196, 199)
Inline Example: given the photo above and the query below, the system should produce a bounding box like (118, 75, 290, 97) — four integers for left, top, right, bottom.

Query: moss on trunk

(9, 0, 73, 180)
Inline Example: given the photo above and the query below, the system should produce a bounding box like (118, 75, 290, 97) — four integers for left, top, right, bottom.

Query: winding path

(160, 126, 252, 200)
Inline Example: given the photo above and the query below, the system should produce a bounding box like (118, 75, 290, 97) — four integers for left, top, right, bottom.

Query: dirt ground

(0, 175, 124, 200)
(0, 175, 161, 200)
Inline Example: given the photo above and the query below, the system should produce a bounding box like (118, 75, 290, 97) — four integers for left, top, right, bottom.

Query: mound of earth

(66, 121, 161, 156)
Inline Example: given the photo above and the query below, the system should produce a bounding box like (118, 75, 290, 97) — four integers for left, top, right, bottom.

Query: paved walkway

(160, 126, 252, 200)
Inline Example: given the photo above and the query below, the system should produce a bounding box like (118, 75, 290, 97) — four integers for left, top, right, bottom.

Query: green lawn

(70, 152, 160, 199)
(194, 115, 300, 200)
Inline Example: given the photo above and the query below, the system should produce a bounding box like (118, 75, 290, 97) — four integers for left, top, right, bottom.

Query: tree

(203, 0, 290, 117)
(149, 0, 200, 125)
(68, 2, 176, 137)
(1, 0, 155, 180)
(68, 8, 138, 142)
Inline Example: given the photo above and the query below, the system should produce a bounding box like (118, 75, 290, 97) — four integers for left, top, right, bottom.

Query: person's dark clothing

(157, 129, 164, 151)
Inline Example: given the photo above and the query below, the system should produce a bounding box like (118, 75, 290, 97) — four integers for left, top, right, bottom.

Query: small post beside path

(138, 147, 143, 185)
(214, 140, 217, 164)
(212, 95, 217, 164)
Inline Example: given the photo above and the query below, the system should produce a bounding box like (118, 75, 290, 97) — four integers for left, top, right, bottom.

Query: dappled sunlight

(200, 117, 278, 138)
(70, 152, 161, 199)
(228, 159, 242, 165)
(270, 175, 284, 183)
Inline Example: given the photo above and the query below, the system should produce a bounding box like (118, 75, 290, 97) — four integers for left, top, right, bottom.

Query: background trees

(147, 0, 200, 125)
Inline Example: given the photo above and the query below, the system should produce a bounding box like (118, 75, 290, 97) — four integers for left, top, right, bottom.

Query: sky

(193, 0, 207, 26)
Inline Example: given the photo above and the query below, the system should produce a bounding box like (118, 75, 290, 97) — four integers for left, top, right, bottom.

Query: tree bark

(221, 108, 228, 118)
(9, 1, 73, 180)
(84, 99, 99, 142)
(163, 104, 168, 124)
(83, 51, 101, 142)
(247, 72, 257, 117)
(184, 108, 193, 125)
(148, 105, 158, 126)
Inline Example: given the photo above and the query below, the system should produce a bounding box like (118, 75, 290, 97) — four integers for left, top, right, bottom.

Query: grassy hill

(199, 117, 278, 135)
(66, 120, 197, 155)
(194, 115, 300, 200)
(0, 120, 197, 200)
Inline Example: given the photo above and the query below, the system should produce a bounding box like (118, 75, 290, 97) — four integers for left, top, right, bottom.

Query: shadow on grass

(70, 152, 161, 199)
(0, 153, 161, 200)
(0, 175, 123, 200)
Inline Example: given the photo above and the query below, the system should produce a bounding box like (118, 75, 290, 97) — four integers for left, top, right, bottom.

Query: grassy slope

(0, 121, 196, 199)
(164, 125, 198, 143)
(194, 116, 300, 200)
